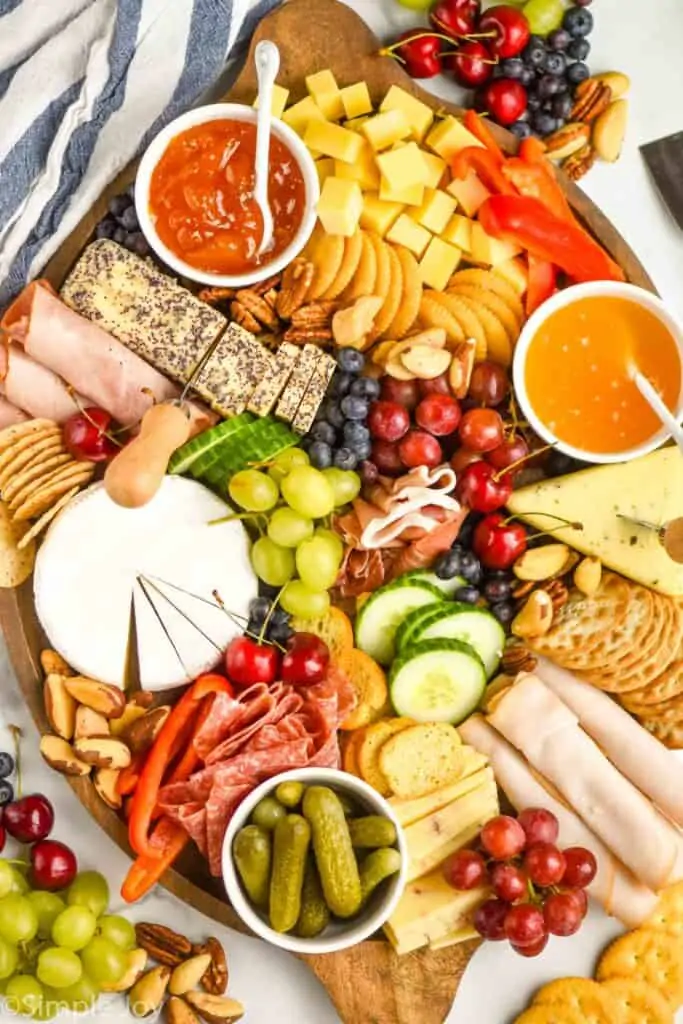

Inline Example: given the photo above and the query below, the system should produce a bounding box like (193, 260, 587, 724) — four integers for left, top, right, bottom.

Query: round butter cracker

(601, 977, 674, 1024)
(596, 928, 683, 1008)
(533, 977, 613, 1024)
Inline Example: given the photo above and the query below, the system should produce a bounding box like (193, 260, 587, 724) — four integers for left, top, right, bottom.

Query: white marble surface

(2, 1, 683, 1021)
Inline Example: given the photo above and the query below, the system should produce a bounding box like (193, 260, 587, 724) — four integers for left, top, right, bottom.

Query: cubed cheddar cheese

(344, 115, 370, 132)
(386, 213, 432, 258)
(283, 96, 327, 136)
(380, 85, 434, 142)
(495, 257, 528, 295)
(306, 68, 345, 121)
(253, 84, 290, 119)
(379, 177, 424, 207)
(334, 139, 380, 190)
(469, 222, 522, 266)
(316, 157, 336, 187)
(446, 169, 491, 217)
(442, 214, 472, 252)
(340, 81, 373, 120)
(420, 151, 447, 190)
(317, 177, 364, 237)
(426, 116, 484, 160)
(410, 188, 457, 234)
(376, 142, 428, 192)
(418, 237, 462, 290)
(304, 120, 364, 163)
(362, 109, 412, 151)
(359, 193, 405, 236)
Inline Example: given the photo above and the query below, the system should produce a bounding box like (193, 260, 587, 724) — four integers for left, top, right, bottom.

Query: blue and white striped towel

(0, 0, 280, 307)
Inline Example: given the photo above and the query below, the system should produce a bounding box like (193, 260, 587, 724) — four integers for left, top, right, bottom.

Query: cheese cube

(317, 177, 364, 237)
(340, 82, 373, 120)
(304, 120, 364, 163)
(410, 188, 457, 234)
(495, 257, 528, 295)
(376, 141, 428, 192)
(283, 96, 326, 136)
(316, 157, 336, 187)
(380, 85, 434, 141)
(253, 84, 290, 120)
(379, 177, 424, 207)
(418, 237, 462, 290)
(470, 222, 522, 266)
(359, 193, 405, 236)
(334, 140, 380, 190)
(386, 214, 432, 258)
(447, 169, 491, 217)
(442, 214, 472, 252)
(345, 116, 370, 132)
(426, 116, 484, 159)
(362, 109, 412, 151)
(306, 68, 344, 121)
(420, 151, 447, 190)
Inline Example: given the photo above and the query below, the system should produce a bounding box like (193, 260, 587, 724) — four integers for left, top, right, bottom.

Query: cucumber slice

(390, 639, 486, 724)
(354, 578, 444, 666)
(168, 414, 255, 475)
(395, 603, 448, 657)
(408, 604, 505, 678)
(400, 569, 467, 599)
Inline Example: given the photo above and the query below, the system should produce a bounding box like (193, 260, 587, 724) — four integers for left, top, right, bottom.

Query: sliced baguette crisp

(379, 723, 464, 799)
(358, 718, 415, 796)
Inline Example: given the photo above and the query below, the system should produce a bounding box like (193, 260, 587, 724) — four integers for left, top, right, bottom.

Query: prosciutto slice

(0, 395, 28, 428)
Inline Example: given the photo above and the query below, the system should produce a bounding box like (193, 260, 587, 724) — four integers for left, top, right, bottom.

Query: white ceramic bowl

(512, 281, 683, 465)
(135, 103, 319, 288)
(222, 767, 408, 955)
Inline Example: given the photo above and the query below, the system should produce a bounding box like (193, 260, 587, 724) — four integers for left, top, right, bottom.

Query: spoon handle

(254, 41, 280, 213)
(634, 371, 683, 457)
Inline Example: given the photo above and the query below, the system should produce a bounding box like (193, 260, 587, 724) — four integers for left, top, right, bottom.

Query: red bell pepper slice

(164, 693, 217, 786)
(479, 194, 625, 283)
(121, 816, 189, 903)
(519, 137, 547, 165)
(451, 147, 516, 196)
(501, 157, 574, 224)
(463, 110, 506, 164)
(117, 752, 147, 798)
(526, 255, 558, 316)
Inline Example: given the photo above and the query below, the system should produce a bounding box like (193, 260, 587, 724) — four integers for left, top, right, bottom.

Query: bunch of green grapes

(228, 448, 361, 619)
(0, 865, 135, 1019)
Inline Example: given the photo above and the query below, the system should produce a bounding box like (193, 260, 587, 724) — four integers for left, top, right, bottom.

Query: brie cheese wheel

(34, 478, 257, 690)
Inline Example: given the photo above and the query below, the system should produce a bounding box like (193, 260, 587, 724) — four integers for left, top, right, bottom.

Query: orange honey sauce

(524, 296, 682, 454)
(149, 119, 306, 275)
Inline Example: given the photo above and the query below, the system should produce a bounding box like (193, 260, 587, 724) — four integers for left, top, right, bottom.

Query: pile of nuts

(545, 71, 630, 180)
(507, 545, 602, 640)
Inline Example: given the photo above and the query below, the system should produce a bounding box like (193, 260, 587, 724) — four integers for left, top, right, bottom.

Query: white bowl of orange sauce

(135, 103, 319, 287)
(513, 282, 683, 464)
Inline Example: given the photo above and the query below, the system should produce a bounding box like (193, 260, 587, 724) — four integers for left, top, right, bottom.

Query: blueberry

(527, 93, 543, 112)
(0, 754, 14, 781)
(563, 7, 593, 37)
(270, 606, 290, 626)
(519, 66, 536, 87)
(353, 439, 372, 461)
(269, 621, 294, 645)
(566, 61, 590, 85)
(343, 421, 370, 447)
(459, 551, 483, 585)
(567, 37, 590, 61)
(545, 449, 578, 477)
(310, 420, 337, 446)
(543, 51, 566, 76)
(330, 371, 353, 398)
(259, 582, 281, 600)
(458, 514, 483, 549)
(435, 549, 464, 580)
(350, 377, 381, 400)
(0, 781, 14, 807)
(248, 596, 272, 625)
(108, 194, 130, 218)
(333, 447, 359, 471)
(509, 120, 532, 140)
(321, 400, 346, 429)
(128, 231, 151, 257)
(491, 600, 516, 625)
(484, 578, 513, 603)
(340, 395, 369, 421)
(119, 206, 139, 231)
(532, 111, 559, 136)
(547, 28, 571, 51)
(308, 440, 333, 469)
(336, 348, 365, 374)
(538, 74, 563, 98)
(522, 38, 546, 67)
(113, 227, 127, 245)
(501, 58, 525, 79)
(454, 586, 480, 605)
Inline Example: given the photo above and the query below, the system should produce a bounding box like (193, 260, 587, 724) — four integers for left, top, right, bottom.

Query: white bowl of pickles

(222, 767, 407, 954)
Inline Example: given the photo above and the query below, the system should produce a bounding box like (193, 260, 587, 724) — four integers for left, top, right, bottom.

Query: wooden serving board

(0, 1, 656, 1022)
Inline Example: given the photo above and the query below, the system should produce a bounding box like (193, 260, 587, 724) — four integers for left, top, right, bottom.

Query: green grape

(37, 947, 83, 989)
(523, 0, 564, 34)
(97, 915, 136, 952)
(0, 895, 38, 944)
(5, 975, 44, 1017)
(228, 469, 280, 512)
(296, 535, 342, 590)
(322, 467, 361, 506)
(51, 906, 97, 952)
(66, 871, 109, 918)
(8, 867, 29, 895)
(251, 536, 295, 587)
(268, 447, 309, 483)
(28, 892, 66, 940)
(52, 973, 99, 1011)
(267, 507, 314, 548)
(80, 937, 127, 986)
(314, 526, 344, 562)
(0, 862, 14, 899)
(0, 937, 18, 980)
(394, 0, 433, 8)
(280, 580, 331, 618)
(33, 989, 61, 1022)
(281, 466, 335, 519)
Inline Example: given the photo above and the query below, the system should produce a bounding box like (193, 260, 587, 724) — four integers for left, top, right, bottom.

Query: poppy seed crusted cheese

(194, 323, 274, 417)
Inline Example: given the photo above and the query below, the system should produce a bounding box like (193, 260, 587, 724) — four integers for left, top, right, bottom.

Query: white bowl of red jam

(135, 103, 319, 287)
(513, 281, 683, 465)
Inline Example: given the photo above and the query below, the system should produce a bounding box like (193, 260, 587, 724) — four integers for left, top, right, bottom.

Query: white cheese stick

(535, 657, 683, 828)
(487, 675, 683, 891)
(459, 715, 659, 928)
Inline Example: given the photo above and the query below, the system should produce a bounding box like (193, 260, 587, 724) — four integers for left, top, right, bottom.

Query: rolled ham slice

(0, 346, 87, 423)
(459, 715, 659, 928)
(0, 395, 28, 428)
(535, 657, 683, 829)
(488, 674, 683, 891)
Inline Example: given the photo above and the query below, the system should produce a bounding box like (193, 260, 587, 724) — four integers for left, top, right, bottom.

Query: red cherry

(398, 429, 443, 469)
(456, 461, 512, 513)
(393, 31, 443, 79)
(431, 0, 482, 39)
(458, 408, 505, 452)
(371, 440, 404, 476)
(0, 825, 5, 854)
(368, 400, 411, 443)
(472, 512, 527, 570)
(478, 5, 530, 58)
(504, 903, 546, 947)
(450, 447, 483, 473)
(224, 636, 280, 687)
(474, 898, 509, 941)
(562, 847, 598, 889)
(444, 40, 495, 88)
(487, 434, 529, 474)
(511, 933, 549, 957)
(524, 842, 566, 887)
(419, 374, 451, 397)
(381, 377, 421, 410)
(3, 795, 54, 843)
(281, 632, 330, 686)
(482, 78, 528, 126)
(62, 407, 118, 463)
(480, 814, 526, 860)
(491, 862, 527, 903)
(415, 394, 462, 436)
(543, 890, 585, 936)
(517, 808, 559, 847)
(443, 849, 489, 890)
(29, 839, 77, 891)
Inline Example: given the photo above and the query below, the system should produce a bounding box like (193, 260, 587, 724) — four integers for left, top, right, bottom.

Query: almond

(166, 997, 201, 1024)
(185, 992, 245, 1023)
(332, 295, 384, 350)
(40, 649, 73, 677)
(123, 706, 171, 755)
(43, 674, 77, 740)
(39, 735, 91, 776)
(400, 345, 451, 379)
(63, 677, 126, 719)
(94, 767, 122, 810)
(513, 544, 570, 582)
(574, 556, 602, 596)
(101, 948, 148, 993)
(593, 99, 629, 163)
(511, 590, 554, 639)
(384, 357, 416, 381)
(591, 70, 630, 99)
(389, 328, 447, 359)
(169, 953, 213, 996)
(73, 736, 131, 770)
(74, 705, 110, 741)
(129, 966, 171, 1018)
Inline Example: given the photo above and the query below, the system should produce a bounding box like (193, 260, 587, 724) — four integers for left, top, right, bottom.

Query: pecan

(544, 122, 591, 162)
(135, 923, 193, 967)
(249, 272, 282, 296)
(291, 300, 337, 329)
(562, 143, 596, 181)
(570, 80, 612, 123)
(230, 302, 262, 333)
(512, 580, 535, 601)
(262, 288, 279, 309)
(283, 324, 333, 345)
(502, 644, 538, 675)
(233, 290, 280, 331)
(192, 936, 228, 995)
(276, 258, 315, 319)
(539, 578, 569, 613)
(198, 287, 236, 305)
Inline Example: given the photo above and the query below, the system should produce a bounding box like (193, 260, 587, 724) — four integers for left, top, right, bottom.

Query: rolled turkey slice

(0, 346, 88, 423)
(459, 715, 659, 928)
(0, 395, 28, 428)
(535, 656, 683, 828)
(488, 674, 683, 891)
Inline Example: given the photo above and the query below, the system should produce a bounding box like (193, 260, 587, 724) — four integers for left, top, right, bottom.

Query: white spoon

(254, 40, 280, 256)
(633, 369, 683, 457)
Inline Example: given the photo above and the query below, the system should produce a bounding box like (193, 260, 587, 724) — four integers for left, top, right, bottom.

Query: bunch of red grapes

(443, 807, 597, 957)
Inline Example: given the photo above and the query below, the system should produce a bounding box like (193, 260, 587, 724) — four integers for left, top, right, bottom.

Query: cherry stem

(379, 31, 461, 57)
(212, 592, 287, 654)
(258, 585, 286, 647)
(500, 512, 583, 535)
(65, 388, 125, 449)
(442, 50, 498, 64)
(492, 443, 555, 482)
(466, 30, 497, 39)
(9, 725, 22, 800)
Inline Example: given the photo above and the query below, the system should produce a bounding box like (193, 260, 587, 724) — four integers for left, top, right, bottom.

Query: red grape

(511, 933, 549, 957)
(381, 377, 421, 409)
(474, 898, 509, 941)
(416, 394, 462, 436)
(480, 815, 526, 860)
(443, 849, 488, 890)
(419, 373, 451, 397)
(491, 863, 527, 903)
(368, 401, 410, 442)
(504, 903, 546, 947)
(517, 808, 559, 847)
(543, 890, 585, 936)
(450, 447, 483, 473)
(458, 409, 505, 452)
(524, 843, 566, 887)
(468, 361, 510, 407)
(398, 429, 442, 469)
(371, 440, 404, 476)
(487, 434, 529, 473)
(561, 847, 597, 889)
(568, 887, 588, 917)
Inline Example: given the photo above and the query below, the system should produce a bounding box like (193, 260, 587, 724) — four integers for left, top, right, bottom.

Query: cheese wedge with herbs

(507, 448, 683, 595)
(385, 873, 488, 954)
(389, 761, 491, 827)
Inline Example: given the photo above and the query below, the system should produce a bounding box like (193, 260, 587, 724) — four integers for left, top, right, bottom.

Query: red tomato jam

(149, 118, 306, 275)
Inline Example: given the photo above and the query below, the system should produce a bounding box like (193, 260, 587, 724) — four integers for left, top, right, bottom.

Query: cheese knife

(640, 132, 683, 230)
(616, 513, 683, 563)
